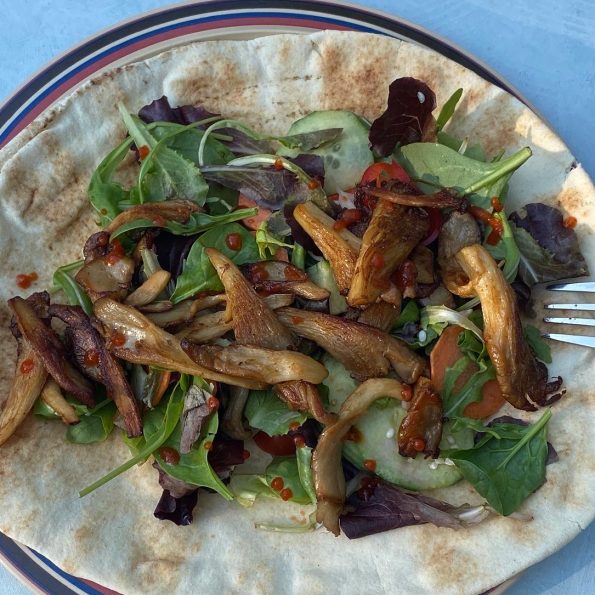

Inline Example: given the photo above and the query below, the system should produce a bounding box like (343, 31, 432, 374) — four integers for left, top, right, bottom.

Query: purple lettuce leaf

(138, 96, 219, 126)
(509, 203, 588, 286)
(200, 165, 311, 210)
(369, 77, 437, 156)
(208, 437, 245, 479)
(218, 128, 276, 155)
(154, 489, 199, 526)
(340, 480, 486, 539)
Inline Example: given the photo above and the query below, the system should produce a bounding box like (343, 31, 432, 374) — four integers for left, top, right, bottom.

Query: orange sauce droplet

(207, 396, 219, 411)
(412, 438, 426, 452)
(203, 441, 213, 451)
(490, 197, 503, 212)
(274, 158, 284, 170)
(225, 233, 243, 251)
(401, 385, 413, 401)
(15, 272, 39, 289)
(370, 252, 384, 269)
(280, 488, 293, 501)
(288, 421, 301, 431)
(158, 446, 180, 465)
(112, 333, 127, 347)
(307, 179, 320, 190)
(83, 349, 100, 367)
(138, 145, 150, 160)
(271, 476, 284, 491)
(20, 359, 35, 374)
(563, 216, 577, 229)
(242, 449, 251, 460)
(293, 435, 306, 448)
(363, 459, 377, 472)
(344, 426, 363, 443)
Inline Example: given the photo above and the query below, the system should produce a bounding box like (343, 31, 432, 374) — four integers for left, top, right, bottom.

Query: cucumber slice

(306, 260, 347, 315)
(279, 111, 374, 194)
(322, 356, 473, 490)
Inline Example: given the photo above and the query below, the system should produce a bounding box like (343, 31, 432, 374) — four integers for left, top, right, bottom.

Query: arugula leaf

(154, 409, 233, 501)
(88, 137, 133, 225)
(244, 389, 308, 436)
(79, 377, 186, 497)
(118, 105, 209, 205)
(509, 203, 588, 286)
(67, 401, 117, 444)
(255, 220, 293, 259)
(524, 324, 552, 363)
(52, 262, 93, 316)
(443, 410, 552, 515)
(109, 207, 257, 240)
(399, 143, 531, 209)
(296, 446, 316, 505)
(171, 222, 258, 303)
(436, 88, 463, 132)
(265, 456, 312, 504)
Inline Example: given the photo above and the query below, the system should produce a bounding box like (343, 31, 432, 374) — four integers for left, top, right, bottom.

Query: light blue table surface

(0, 1, 593, 594)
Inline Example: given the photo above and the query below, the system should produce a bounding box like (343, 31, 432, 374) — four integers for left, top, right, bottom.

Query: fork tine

(542, 333, 595, 348)
(543, 317, 595, 327)
(546, 281, 595, 292)
(544, 303, 595, 310)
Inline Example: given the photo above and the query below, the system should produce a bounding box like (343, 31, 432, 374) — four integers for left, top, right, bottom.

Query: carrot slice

(463, 379, 506, 419)
(431, 325, 505, 419)
(238, 194, 272, 231)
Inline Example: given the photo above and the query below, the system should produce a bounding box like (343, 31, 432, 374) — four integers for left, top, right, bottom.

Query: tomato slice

(253, 431, 296, 456)
(360, 160, 410, 187)
(422, 207, 443, 246)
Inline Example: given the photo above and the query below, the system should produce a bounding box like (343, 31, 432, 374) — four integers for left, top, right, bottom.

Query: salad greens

(444, 410, 552, 515)
(16, 79, 581, 540)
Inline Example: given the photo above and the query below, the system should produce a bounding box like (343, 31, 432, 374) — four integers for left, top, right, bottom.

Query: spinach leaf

(244, 389, 308, 436)
(296, 446, 316, 505)
(118, 105, 209, 205)
(109, 207, 257, 240)
(67, 401, 117, 444)
(265, 456, 311, 504)
(171, 222, 258, 303)
(399, 143, 531, 209)
(88, 137, 133, 224)
(436, 131, 486, 161)
(393, 300, 420, 330)
(435, 88, 463, 132)
(79, 377, 187, 497)
(52, 262, 93, 316)
(509, 203, 588, 286)
(443, 409, 552, 515)
(524, 324, 552, 364)
(154, 409, 233, 501)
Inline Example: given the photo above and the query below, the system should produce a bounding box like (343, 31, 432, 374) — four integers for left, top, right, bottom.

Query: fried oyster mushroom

(455, 244, 552, 410)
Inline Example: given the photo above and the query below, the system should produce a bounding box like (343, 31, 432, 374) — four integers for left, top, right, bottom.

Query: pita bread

(0, 31, 593, 595)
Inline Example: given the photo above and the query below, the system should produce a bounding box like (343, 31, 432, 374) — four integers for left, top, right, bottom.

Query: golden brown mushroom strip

(456, 245, 548, 410)
(206, 248, 296, 350)
(8, 297, 95, 406)
(93, 298, 266, 390)
(357, 299, 402, 332)
(181, 342, 328, 385)
(105, 200, 201, 233)
(277, 307, 426, 384)
(347, 201, 429, 307)
(293, 202, 360, 293)
(313, 378, 404, 535)
(176, 311, 233, 343)
(125, 270, 171, 307)
(0, 344, 47, 446)
(274, 381, 337, 426)
(365, 187, 467, 210)
(40, 379, 79, 425)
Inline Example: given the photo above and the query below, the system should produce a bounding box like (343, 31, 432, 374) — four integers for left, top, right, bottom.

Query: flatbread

(0, 31, 593, 595)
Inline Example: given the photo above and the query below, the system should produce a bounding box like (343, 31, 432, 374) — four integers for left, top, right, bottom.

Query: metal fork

(543, 281, 595, 347)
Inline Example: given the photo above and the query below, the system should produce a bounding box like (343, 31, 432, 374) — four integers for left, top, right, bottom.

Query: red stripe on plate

(2, 16, 350, 147)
